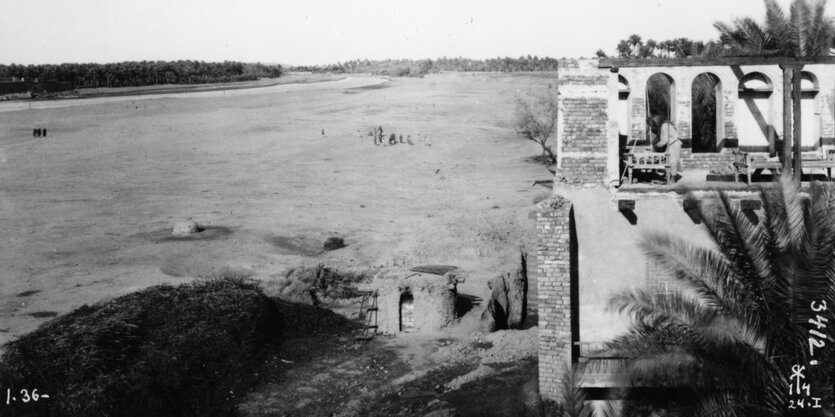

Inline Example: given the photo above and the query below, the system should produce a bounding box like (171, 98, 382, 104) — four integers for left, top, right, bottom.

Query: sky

(0, 0, 815, 66)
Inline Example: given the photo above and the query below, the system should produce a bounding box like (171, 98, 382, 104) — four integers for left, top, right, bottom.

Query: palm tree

(608, 175, 835, 416)
(714, 0, 835, 57)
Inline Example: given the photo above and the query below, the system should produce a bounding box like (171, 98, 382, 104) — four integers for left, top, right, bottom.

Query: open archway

(399, 292, 415, 333)
(692, 73, 723, 153)
(646, 73, 676, 142)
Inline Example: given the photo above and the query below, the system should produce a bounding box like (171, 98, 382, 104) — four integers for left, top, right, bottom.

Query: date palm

(714, 0, 835, 57)
(608, 175, 835, 416)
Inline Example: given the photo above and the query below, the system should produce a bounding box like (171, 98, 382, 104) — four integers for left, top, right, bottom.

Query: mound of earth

(0, 277, 281, 417)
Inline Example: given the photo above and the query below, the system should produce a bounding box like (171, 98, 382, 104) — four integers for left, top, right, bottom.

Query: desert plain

(0, 72, 556, 415)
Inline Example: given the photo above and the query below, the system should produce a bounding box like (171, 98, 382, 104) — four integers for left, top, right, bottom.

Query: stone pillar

(536, 195, 576, 400)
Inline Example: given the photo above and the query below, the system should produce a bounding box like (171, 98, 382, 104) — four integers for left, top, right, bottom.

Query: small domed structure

(364, 268, 459, 334)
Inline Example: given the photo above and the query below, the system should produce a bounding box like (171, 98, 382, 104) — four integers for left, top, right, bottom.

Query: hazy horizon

(0, 0, 818, 67)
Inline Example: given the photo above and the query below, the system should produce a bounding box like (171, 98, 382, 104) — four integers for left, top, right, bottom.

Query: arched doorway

(737, 72, 774, 152)
(646, 73, 676, 142)
(399, 292, 415, 332)
(692, 73, 723, 152)
(800, 71, 820, 150)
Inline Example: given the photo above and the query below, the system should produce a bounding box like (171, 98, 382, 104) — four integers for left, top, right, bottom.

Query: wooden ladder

(356, 290, 379, 341)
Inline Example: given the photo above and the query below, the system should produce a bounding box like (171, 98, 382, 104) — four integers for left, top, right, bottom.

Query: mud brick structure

(366, 269, 458, 335)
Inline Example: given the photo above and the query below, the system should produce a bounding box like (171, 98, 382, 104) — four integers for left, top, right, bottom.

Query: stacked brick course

(558, 64, 610, 185)
(681, 149, 736, 171)
(536, 195, 573, 400)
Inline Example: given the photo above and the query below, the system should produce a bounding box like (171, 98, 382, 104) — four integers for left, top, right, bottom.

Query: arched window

(692, 73, 723, 153)
(646, 73, 676, 142)
(737, 72, 774, 152)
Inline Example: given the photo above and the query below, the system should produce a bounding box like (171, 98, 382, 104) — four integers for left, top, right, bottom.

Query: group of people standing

(370, 126, 429, 147)
(32, 128, 47, 138)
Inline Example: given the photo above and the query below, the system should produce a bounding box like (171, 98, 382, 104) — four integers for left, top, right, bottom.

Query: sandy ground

(0, 72, 552, 350)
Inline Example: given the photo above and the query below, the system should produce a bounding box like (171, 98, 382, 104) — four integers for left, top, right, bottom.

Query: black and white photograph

(1, 0, 835, 416)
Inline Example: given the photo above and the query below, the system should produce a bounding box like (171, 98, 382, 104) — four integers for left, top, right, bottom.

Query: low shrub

(323, 237, 346, 251)
(276, 264, 368, 304)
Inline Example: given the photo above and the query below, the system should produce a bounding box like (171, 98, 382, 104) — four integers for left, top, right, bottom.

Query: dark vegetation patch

(275, 299, 360, 336)
(524, 154, 558, 167)
(323, 237, 346, 251)
(265, 234, 323, 256)
(0, 277, 281, 417)
(342, 82, 391, 94)
(26, 311, 58, 318)
(272, 264, 368, 305)
(16, 290, 40, 297)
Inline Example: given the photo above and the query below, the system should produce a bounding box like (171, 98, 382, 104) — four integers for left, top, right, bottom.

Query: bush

(323, 237, 346, 251)
(276, 264, 368, 304)
(515, 87, 559, 166)
(0, 277, 281, 417)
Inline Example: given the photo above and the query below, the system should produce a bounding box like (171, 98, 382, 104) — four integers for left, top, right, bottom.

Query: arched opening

(399, 291, 415, 332)
(692, 73, 723, 153)
(646, 73, 676, 142)
(800, 71, 820, 149)
(618, 75, 631, 139)
(737, 72, 774, 152)
(618, 75, 631, 176)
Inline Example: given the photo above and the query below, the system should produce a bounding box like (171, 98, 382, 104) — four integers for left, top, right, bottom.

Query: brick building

(537, 56, 835, 399)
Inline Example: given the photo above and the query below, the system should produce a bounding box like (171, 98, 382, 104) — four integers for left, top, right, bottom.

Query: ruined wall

(537, 186, 733, 399)
(556, 60, 835, 183)
(557, 59, 612, 185)
(536, 195, 575, 400)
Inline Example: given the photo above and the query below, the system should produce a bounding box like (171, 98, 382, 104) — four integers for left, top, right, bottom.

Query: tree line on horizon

(0, 60, 283, 89)
(288, 55, 561, 77)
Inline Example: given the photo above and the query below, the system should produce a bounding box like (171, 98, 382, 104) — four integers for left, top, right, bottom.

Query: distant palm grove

(289, 56, 561, 77)
(0, 61, 284, 89)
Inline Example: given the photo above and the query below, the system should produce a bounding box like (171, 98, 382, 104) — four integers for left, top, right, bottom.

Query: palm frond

(790, 0, 813, 55)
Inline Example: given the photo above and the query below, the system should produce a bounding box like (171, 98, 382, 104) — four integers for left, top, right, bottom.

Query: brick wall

(536, 195, 575, 400)
(558, 62, 610, 185)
